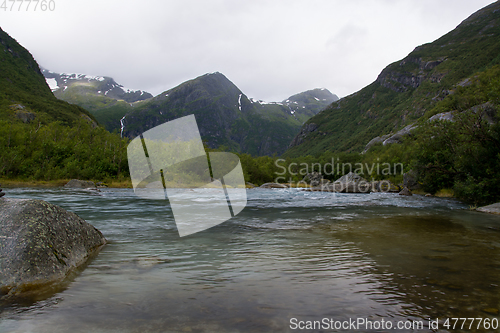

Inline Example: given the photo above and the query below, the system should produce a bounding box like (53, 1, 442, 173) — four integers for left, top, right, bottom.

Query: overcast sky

(0, 0, 495, 101)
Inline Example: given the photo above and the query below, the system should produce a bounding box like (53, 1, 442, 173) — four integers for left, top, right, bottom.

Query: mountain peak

(42, 69, 153, 103)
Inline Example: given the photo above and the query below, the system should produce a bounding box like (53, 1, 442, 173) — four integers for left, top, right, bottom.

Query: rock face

(0, 198, 106, 298)
(477, 202, 500, 215)
(362, 135, 391, 153)
(64, 179, 97, 190)
(382, 124, 417, 145)
(288, 123, 318, 148)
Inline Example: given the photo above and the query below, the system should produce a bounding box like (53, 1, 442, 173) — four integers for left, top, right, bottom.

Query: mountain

(282, 88, 338, 123)
(0, 27, 96, 125)
(286, 1, 500, 157)
(42, 69, 153, 132)
(0, 27, 129, 182)
(120, 72, 337, 156)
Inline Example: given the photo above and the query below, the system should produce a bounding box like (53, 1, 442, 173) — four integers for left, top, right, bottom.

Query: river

(0, 187, 499, 332)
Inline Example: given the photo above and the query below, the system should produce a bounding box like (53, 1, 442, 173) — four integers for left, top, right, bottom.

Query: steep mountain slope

(286, 1, 500, 157)
(42, 69, 152, 132)
(0, 27, 129, 181)
(121, 72, 336, 156)
(0, 27, 96, 125)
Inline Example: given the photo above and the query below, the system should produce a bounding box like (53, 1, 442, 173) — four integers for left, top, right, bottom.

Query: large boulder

(477, 203, 500, 215)
(399, 187, 413, 196)
(64, 179, 97, 190)
(0, 198, 106, 298)
(302, 172, 324, 187)
(403, 170, 419, 190)
(332, 172, 371, 193)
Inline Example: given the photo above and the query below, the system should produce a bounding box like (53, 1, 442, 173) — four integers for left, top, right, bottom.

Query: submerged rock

(0, 198, 106, 298)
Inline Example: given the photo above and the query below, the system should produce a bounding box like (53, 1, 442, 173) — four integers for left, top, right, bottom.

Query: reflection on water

(0, 188, 499, 332)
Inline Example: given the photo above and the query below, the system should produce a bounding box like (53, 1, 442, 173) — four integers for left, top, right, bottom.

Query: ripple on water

(1, 187, 497, 333)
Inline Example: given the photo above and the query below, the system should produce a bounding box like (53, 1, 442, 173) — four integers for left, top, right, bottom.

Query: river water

(1, 187, 499, 332)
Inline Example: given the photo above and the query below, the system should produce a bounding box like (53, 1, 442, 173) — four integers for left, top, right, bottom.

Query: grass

(1, 178, 132, 189)
(435, 188, 454, 198)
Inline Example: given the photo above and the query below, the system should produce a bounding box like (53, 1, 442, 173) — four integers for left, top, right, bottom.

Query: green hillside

(0, 27, 129, 182)
(286, 1, 500, 157)
(0, 28, 98, 126)
(42, 70, 152, 133)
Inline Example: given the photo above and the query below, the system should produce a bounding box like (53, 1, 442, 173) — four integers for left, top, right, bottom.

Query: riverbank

(0, 178, 132, 188)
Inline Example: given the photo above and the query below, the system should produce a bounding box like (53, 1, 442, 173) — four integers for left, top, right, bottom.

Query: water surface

(0, 187, 499, 332)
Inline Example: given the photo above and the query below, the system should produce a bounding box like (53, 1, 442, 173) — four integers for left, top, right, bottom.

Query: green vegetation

(1, 1, 499, 208)
(411, 66, 500, 205)
(0, 27, 129, 184)
(0, 118, 129, 182)
(0, 28, 97, 126)
(286, 2, 500, 157)
(50, 81, 141, 133)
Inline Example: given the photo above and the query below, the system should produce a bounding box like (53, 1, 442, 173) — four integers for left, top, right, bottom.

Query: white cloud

(0, 0, 495, 101)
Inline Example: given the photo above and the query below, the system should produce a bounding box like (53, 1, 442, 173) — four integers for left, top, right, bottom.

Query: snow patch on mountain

(46, 78, 59, 91)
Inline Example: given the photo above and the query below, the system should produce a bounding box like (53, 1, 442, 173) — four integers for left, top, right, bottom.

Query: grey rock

(469, 102, 497, 124)
(383, 124, 417, 145)
(331, 172, 372, 193)
(15, 111, 36, 123)
(403, 170, 419, 190)
(399, 187, 413, 196)
(9, 104, 25, 111)
(302, 172, 323, 187)
(0, 198, 106, 298)
(64, 179, 97, 190)
(476, 202, 500, 215)
(362, 134, 391, 153)
(429, 111, 455, 122)
(334, 172, 365, 183)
